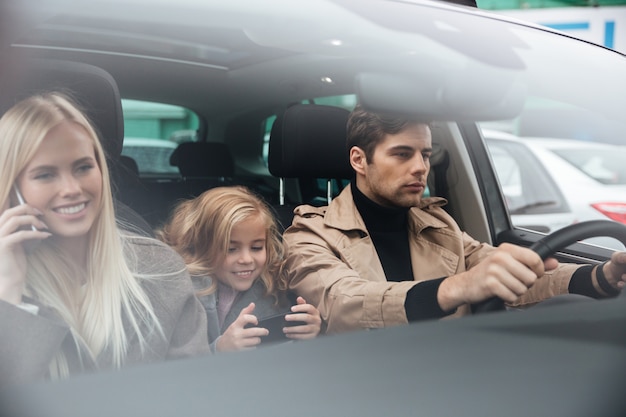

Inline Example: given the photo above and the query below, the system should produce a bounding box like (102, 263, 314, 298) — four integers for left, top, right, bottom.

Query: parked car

(484, 130, 626, 250)
(1, 0, 626, 416)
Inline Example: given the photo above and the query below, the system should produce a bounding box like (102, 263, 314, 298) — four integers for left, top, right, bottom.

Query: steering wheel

(473, 220, 626, 313)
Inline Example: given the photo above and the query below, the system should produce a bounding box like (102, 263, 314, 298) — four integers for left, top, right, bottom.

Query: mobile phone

(12, 185, 38, 232)
(245, 312, 307, 345)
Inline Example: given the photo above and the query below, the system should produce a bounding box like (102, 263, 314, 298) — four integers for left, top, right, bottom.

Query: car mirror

(355, 65, 527, 122)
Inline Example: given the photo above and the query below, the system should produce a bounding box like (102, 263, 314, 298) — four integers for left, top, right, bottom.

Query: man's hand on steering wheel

(602, 251, 626, 290)
(472, 220, 626, 313)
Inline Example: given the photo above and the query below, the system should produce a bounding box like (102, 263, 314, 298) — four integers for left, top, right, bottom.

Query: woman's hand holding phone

(11, 186, 51, 253)
(0, 195, 51, 305)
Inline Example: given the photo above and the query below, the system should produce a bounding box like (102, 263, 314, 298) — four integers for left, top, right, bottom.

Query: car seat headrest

(268, 104, 353, 179)
(0, 58, 124, 160)
(169, 142, 235, 178)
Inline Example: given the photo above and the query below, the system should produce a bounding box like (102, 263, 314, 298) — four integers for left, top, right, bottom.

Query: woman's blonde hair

(0, 92, 162, 378)
(158, 186, 287, 299)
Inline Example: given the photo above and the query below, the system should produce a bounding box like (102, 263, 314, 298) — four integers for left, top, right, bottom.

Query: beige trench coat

(283, 185, 580, 334)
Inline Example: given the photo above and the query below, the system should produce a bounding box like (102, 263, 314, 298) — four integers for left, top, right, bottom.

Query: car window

(121, 99, 200, 178)
(485, 138, 569, 216)
(481, 125, 626, 249)
(121, 138, 179, 176)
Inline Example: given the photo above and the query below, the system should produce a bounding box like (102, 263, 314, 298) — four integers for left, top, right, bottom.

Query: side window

(486, 139, 570, 214)
(262, 114, 277, 166)
(488, 145, 524, 211)
(121, 99, 200, 178)
(485, 137, 572, 233)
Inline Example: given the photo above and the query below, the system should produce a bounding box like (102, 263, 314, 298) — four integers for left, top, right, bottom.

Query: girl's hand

(283, 296, 322, 340)
(0, 203, 50, 305)
(215, 302, 269, 352)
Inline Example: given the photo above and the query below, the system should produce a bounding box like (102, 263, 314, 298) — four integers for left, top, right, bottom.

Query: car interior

(3, 3, 614, 253)
(2, 2, 626, 417)
(0, 56, 496, 248)
(131, 141, 237, 227)
(0, 0, 511, 246)
(3, 64, 492, 247)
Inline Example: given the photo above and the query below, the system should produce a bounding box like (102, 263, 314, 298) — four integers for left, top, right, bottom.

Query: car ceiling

(4, 0, 623, 140)
(2, 0, 368, 120)
(1, 0, 536, 126)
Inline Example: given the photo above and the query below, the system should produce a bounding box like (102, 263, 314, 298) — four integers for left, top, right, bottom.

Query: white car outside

(484, 130, 626, 250)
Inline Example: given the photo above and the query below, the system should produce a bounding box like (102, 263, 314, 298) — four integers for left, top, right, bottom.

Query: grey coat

(194, 277, 292, 352)
(0, 236, 211, 389)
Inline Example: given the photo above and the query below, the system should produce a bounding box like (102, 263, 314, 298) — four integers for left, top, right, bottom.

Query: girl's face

(16, 120, 103, 253)
(214, 214, 267, 292)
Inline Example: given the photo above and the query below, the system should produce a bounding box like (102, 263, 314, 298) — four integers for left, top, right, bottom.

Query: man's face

(352, 123, 432, 209)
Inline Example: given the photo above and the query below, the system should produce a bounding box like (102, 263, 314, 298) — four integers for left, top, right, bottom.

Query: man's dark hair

(346, 104, 428, 162)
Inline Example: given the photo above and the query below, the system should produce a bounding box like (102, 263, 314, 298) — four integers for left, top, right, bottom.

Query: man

(283, 105, 626, 334)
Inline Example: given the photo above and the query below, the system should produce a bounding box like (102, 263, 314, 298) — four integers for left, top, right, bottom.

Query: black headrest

(268, 104, 353, 179)
(119, 155, 140, 177)
(169, 142, 235, 177)
(0, 58, 124, 160)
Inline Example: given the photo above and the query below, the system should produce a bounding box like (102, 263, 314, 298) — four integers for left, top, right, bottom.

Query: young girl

(0, 93, 210, 388)
(158, 186, 321, 352)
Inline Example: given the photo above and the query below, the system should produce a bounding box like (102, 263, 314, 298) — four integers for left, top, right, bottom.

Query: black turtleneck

(352, 183, 451, 321)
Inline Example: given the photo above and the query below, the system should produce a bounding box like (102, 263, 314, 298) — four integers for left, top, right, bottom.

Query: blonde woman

(158, 186, 321, 352)
(0, 93, 210, 388)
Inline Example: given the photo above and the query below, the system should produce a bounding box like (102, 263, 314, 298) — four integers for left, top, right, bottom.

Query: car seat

(268, 104, 353, 231)
(126, 141, 238, 229)
(168, 141, 235, 198)
(170, 141, 235, 180)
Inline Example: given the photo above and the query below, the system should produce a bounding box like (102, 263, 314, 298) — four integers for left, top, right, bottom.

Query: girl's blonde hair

(158, 186, 287, 299)
(0, 92, 162, 378)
